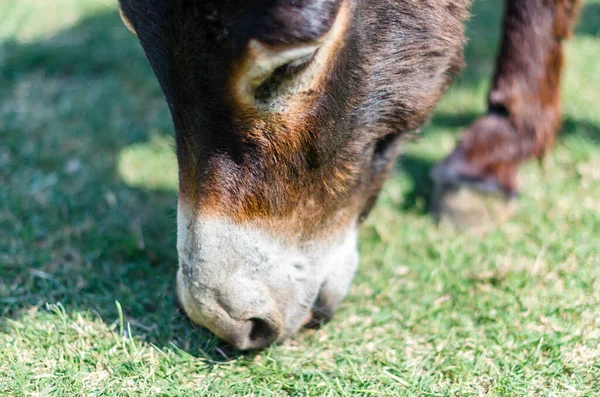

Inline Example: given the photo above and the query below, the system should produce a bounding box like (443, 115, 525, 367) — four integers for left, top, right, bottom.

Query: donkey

(118, 0, 580, 349)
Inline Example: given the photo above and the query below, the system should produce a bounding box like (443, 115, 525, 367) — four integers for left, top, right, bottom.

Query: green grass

(1, 0, 599, 395)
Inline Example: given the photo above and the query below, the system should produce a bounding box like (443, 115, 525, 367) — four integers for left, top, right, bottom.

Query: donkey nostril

(246, 318, 278, 349)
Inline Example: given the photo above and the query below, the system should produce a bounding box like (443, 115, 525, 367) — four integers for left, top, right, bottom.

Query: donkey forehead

(120, 0, 343, 45)
(206, 0, 344, 46)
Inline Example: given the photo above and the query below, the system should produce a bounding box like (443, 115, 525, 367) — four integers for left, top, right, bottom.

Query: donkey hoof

(432, 183, 517, 232)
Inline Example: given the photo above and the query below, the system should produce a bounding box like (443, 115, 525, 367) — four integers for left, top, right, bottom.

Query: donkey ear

(240, 39, 321, 97)
(119, 8, 137, 36)
(231, 1, 351, 110)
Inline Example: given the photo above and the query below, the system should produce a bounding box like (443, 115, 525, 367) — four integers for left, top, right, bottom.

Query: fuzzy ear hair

(241, 40, 320, 94)
(232, 39, 321, 106)
(119, 8, 137, 36)
(231, 1, 350, 110)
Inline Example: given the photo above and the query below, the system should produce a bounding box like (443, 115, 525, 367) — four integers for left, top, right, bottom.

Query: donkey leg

(432, 0, 581, 230)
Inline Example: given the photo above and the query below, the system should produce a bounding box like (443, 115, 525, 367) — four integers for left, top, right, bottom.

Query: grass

(1, 0, 599, 395)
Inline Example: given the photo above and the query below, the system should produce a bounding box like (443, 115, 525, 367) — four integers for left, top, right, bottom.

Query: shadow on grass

(395, 156, 437, 214)
(0, 10, 242, 363)
(576, 3, 600, 37)
(561, 117, 600, 143)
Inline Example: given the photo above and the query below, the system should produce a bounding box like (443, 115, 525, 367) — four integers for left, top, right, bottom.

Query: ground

(1, 0, 599, 396)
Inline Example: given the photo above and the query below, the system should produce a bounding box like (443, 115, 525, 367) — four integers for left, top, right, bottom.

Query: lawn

(1, 0, 599, 395)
